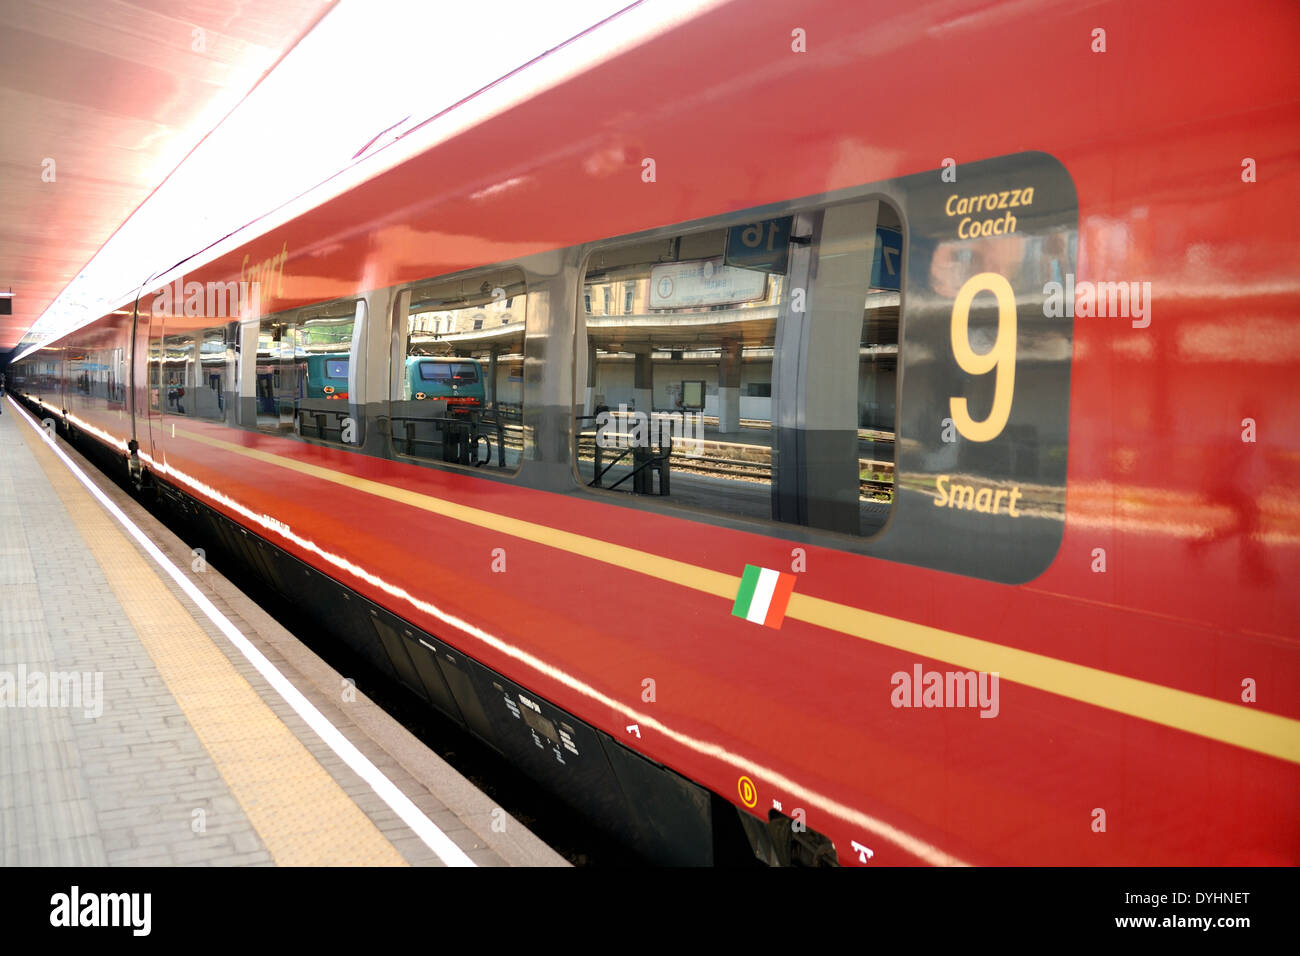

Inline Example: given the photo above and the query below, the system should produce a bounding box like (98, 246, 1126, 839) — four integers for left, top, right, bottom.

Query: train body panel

(10, 0, 1299, 864)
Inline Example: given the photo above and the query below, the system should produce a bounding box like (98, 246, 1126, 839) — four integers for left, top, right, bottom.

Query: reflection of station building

(580, 259, 898, 438)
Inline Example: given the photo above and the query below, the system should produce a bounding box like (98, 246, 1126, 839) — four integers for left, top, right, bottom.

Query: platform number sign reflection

(870, 226, 903, 291)
(726, 217, 791, 274)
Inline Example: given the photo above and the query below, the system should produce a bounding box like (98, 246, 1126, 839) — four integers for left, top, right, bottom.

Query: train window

(248, 314, 291, 432)
(249, 299, 358, 440)
(296, 301, 359, 442)
(391, 267, 525, 472)
(159, 316, 231, 421)
(160, 326, 198, 418)
(417, 360, 479, 383)
(196, 327, 235, 421)
(66, 344, 127, 410)
(575, 198, 901, 538)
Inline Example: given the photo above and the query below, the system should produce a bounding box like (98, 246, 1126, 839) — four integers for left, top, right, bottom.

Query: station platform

(0, 396, 566, 867)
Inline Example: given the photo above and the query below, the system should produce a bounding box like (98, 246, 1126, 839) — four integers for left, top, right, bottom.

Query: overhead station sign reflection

(649, 258, 768, 309)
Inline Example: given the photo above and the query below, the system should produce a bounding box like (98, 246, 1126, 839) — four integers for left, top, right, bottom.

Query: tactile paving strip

(14, 418, 407, 866)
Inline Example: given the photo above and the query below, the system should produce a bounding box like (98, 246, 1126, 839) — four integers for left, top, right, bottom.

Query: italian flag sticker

(732, 564, 797, 629)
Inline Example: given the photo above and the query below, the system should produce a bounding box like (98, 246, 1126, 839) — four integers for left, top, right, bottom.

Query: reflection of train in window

(305, 353, 349, 400)
(406, 356, 483, 414)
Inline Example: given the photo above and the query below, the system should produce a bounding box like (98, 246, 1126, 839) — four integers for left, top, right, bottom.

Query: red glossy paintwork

(14, 0, 1300, 864)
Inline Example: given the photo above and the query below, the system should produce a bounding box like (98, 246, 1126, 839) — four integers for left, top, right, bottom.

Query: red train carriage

(9, 0, 1299, 865)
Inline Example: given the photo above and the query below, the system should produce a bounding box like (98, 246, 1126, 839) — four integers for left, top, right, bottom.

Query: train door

(143, 304, 165, 464)
(127, 287, 149, 482)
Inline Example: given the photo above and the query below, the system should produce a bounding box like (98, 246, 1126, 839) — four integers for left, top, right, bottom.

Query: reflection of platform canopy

(587, 307, 779, 350)
(409, 321, 525, 354)
(586, 290, 901, 353)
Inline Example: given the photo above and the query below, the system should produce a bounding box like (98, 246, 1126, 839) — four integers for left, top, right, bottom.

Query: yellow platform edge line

(17, 421, 407, 866)
(171, 425, 1300, 766)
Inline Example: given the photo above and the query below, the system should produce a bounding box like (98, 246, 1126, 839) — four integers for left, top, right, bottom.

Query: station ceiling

(0, 0, 332, 356)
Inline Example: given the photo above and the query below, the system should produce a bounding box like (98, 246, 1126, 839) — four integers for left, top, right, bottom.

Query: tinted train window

(575, 198, 901, 537)
(197, 326, 236, 421)
(251, 299, 358, 440)
(66, 344, 127, 409)
(156, 318, 232, 422)
(160, 327, 197, 418)
(295, 301, 359, 443)
(250, 314, 296, 433)
(419, 361, 478, 383)
(392, 267, 525, 472)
